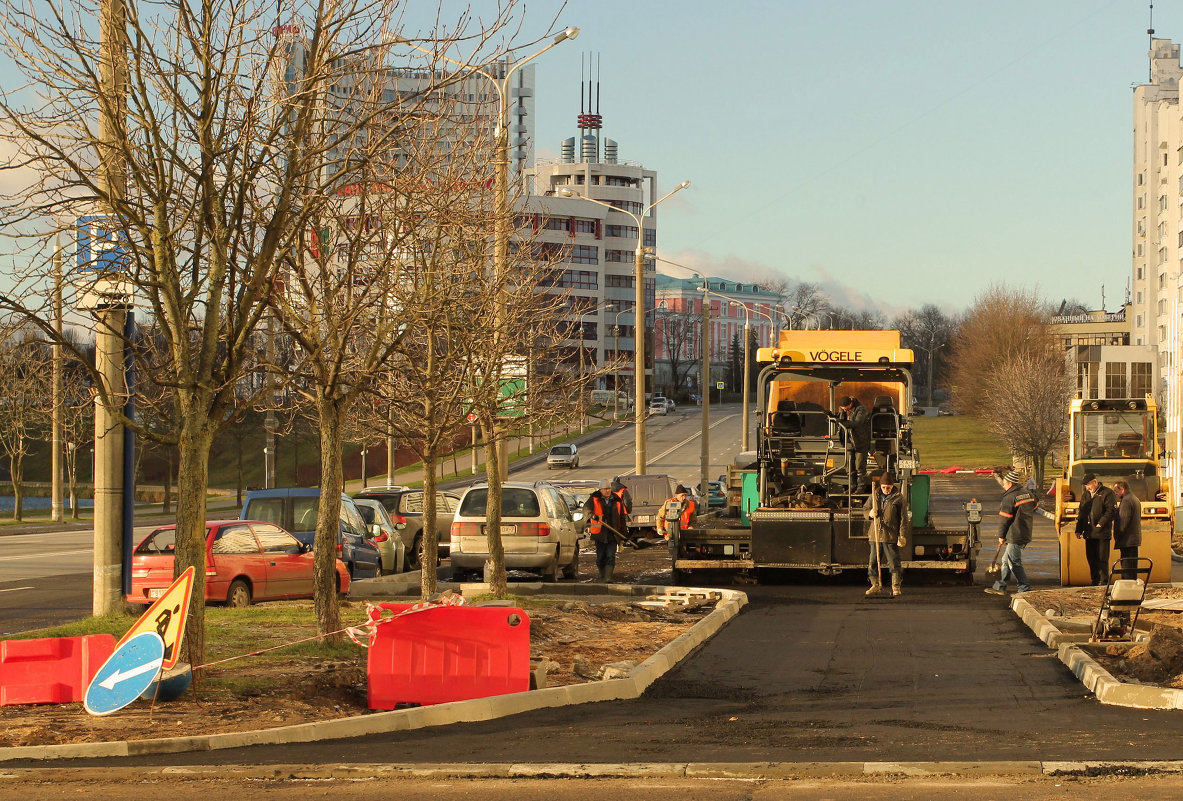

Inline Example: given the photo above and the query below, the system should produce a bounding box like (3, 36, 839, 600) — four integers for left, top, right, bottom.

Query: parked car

(696, 480, 726, 508)
(240, 488, 381, 580)
(126, 520, 351, 608)
(613, 473, 678, 538)
(546, 443, 580, 469)
(450, 482, 581, 582)
(648, 399, 669, 416)
(662, 398, 677, 411)
(352, 486, 461, 569)
(352, 498, 408, 574)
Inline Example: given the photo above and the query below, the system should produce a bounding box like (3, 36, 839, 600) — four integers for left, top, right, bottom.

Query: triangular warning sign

(117, 565, 194, 670)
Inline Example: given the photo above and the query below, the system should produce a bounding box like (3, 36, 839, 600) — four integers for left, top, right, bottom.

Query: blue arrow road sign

(84, 631, 165, 716)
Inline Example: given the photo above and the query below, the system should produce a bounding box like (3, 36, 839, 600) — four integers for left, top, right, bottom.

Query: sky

(413, 0, 1179, 317)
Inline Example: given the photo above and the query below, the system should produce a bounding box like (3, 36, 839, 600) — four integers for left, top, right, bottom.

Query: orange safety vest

(680, 498, 696, 528)
(588, 494, 607, 536)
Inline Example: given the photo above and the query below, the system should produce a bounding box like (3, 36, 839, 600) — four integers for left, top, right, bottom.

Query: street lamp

(558, 180, 690, 475)
(611, 301, 665, 420)
(396, 27, 580, 479)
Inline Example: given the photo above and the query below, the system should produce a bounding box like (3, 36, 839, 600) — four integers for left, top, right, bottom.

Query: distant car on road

(648, 400, 669, 416)
(127, 520, 351, 608)
(546, 443, 580, 469)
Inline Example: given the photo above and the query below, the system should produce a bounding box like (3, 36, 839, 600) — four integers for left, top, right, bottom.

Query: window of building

(606, 274, 635, 288)
(643, 229, 656, 247)
(541, 269, 597, 289)
(1104, 362, 1128, 399)
(605, 250, 632, 263)
(604, 176, 634, 187)
(1161, 272, 1168, 289)
(1138, 195, 1145, 210)
(1160, 221, 1167, 239)
(1165, 153, 1170, 166)
(607, 324, 635, 339)
(569, 245, 598, 264)
(543, 216, 570, 232)
(1160, 195, 1168, 211)
(609, 200, 644, 215)
(1160, 247, 1168, 265)
(1077, 362, 1098, 399)
(573, 219, 597, 234)
(1131, 362, 1153, 397)
(605, 224, 638, 238)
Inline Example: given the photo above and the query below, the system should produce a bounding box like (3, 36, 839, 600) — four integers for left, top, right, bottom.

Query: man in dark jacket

(1112, 479, 1142, 580)
(583, 479, 628, 582)
(985, 470, 1035, 595)
(1078, 473, 1117, 585)
(838, 396, 872, 493)
(864, 471, 905, 597)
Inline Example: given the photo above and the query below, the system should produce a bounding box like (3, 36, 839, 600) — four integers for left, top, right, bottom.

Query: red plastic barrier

(0, 634, 116, 706)
(367, 604, 531, 710)
(939, 466, 962, 474)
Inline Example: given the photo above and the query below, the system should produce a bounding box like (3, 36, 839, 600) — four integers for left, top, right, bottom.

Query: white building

(1133, 38, 1182, 501)
(522, 136, 662, 395)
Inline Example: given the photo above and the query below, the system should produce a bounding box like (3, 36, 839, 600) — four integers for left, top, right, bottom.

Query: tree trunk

(481, 421, 507, 596)
(313, 392, 344, 640)
(175, 419, 216, 674)
(235, 435, 243, 507)
(162, 450, 172, 514)
(10, 452, 21, 521)
(420, 449, 439, 599)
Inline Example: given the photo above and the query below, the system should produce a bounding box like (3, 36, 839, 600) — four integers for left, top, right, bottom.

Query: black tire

(227, 579, 252, 608)
(406, 535, 423, 571)
(541, 548, 559, 582)
(671, 567, 688, 586)
(561, 543, 580, 579)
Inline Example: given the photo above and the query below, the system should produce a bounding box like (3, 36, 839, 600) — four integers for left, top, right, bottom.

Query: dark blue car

(241, 488, 381, 580)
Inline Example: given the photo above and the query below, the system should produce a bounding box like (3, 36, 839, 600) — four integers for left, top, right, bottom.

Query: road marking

(0, 549, 90, 562)
(617, 414, 738, 477)
(0, 586, 34, 593)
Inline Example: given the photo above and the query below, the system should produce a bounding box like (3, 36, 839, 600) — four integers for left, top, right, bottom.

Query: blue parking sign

(76, 214, 129, 273)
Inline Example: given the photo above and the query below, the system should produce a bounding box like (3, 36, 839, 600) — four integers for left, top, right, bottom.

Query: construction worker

(864, 471, 904, 597)
(985, 470, 1036, 595)
(583, 479, 628, 582)
(838, 395, 872, 493)
(658, 485, 697, 560)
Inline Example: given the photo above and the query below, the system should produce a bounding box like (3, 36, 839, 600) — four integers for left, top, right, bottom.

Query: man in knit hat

(1077, 472, 1117, 585)
(985, 470, 1036, 596)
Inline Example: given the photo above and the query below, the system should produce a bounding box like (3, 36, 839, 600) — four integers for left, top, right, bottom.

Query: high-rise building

(1133, 37, 1183, 501)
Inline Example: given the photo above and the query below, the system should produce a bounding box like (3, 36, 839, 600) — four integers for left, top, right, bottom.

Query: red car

(126, 520, 351, 607)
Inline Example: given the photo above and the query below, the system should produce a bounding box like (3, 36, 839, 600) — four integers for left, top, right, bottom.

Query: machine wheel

(541, 548, 559, 582)
(227, 579, 252, 608)
(671, 567, 688, 586)
(562, 544, 580, 579)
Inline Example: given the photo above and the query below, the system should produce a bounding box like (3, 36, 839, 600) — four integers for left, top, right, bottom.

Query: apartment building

(1133, 38, 1182, 501)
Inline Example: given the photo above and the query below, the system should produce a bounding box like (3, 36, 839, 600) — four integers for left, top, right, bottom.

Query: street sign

(716, 381, 725, 390)
(84, 631, 165, 716)
(76, 214, 129, 273)
(466, 412, 477, 424)
(116, 566, 194, 670)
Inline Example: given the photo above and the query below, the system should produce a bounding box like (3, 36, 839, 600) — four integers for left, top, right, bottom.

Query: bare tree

(948, 285, 1053, 416)
(893, 304, 956, 406)
(0, 332, 50, 519)
(783, 281, 830, 329)
(655, 305, 701, 399)
(979, 348, 1072, 490)
(0, 0, 428, 667)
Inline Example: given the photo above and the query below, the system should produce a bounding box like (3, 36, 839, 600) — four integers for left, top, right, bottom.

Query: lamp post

(558, 180, 690, 475)
(397, 27, 579, 479)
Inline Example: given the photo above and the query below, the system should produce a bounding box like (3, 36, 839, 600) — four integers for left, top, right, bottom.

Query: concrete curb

(1011, 593, 1183, 710)
(13, 759, 1183, 781)
(0, 585, 747, 763)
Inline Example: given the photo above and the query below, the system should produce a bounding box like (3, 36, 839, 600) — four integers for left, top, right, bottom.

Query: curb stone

(1011, 593, 1183, 710)
(0, 584, 746, 763)
(16, 759, 1183, 782)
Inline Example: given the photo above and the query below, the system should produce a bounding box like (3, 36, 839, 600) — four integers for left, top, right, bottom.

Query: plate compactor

(1090, 557, 1153, 642)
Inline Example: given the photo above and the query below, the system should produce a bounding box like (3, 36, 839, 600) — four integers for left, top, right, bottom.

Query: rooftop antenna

(1149, 1, 1155, 82)
(577, 52, 603, 160)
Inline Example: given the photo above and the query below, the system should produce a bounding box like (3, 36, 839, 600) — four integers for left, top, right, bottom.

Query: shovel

(985, 542, 1004, 577)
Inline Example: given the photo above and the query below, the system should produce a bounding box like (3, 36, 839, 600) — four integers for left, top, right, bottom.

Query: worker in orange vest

(658, 485, 697, 560)
(583, 479, 628, 582)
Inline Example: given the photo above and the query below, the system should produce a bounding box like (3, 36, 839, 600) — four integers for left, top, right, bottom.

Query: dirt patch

(0, 543, 706, 749)
(1023, 585, 1183, 688)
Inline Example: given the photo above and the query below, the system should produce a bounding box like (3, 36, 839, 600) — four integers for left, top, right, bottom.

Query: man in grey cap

(1077, 472, 1116, 585)
(985, 470, 1036, 596)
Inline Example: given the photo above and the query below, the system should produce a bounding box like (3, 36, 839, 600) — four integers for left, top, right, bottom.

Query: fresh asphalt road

(9, 408, 1183, 769)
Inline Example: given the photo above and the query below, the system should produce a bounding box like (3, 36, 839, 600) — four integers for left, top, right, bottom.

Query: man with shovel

(583, 479, 629, 582)
(864, 472, 905, 597)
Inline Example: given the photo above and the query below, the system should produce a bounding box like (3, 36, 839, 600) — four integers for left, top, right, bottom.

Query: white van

(589, 389, 630, 408)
